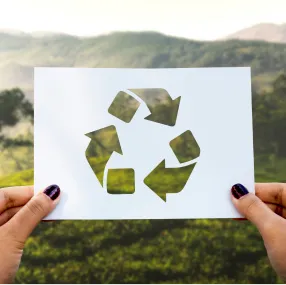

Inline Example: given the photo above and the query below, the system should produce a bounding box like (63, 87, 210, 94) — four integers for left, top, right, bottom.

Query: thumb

(231, 183, 280, 237)
(7, 184, 60, 243)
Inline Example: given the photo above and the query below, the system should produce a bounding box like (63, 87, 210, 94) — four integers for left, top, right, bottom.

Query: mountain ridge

(0, 30, 285, 101)
(1, 22, 286, 43)
(225, 23, 286, 43)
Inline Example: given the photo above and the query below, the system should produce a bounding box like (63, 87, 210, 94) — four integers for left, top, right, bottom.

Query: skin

(0, 183, 285, 283)
(0, 186, 60, 284)
(231, 183, 286, 281)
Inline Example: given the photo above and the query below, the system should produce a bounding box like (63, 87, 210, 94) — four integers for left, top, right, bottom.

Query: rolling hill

(0, 31, 286, 100)
(1, 28, 286, 284)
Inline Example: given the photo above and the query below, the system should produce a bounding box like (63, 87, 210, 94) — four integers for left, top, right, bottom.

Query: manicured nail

(231, 183, 249, 199)
(43, 184, 61, 200)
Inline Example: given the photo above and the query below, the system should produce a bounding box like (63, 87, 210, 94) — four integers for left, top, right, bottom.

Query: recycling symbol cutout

(85, 89, 200, 201)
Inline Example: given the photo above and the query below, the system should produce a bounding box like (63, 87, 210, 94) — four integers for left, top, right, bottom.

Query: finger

(0, 186, 34, 214)
(0, 206, 22, 226)
(6, 184, 61, 243)
(266, 203, 286, 219)
(231, 183, 282, 237)
(256, 183, 286, 207)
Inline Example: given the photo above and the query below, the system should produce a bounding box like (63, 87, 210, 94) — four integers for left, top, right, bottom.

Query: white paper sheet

(34, 67, 254, 219)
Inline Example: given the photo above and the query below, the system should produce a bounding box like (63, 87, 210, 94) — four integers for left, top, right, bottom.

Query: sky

(0, 0, 285, 40)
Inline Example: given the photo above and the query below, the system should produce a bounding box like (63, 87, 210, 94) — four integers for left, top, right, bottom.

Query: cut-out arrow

(144, 160, 196, 201)
(129, 88, 181, 126)
(85, 125, 122, 186)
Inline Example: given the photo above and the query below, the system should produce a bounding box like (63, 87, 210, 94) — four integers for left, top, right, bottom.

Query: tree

(269, 74, 286, 156)
(0, 88, 33, 159)
(0, 88, 33, 132)
(253, 73, 286, 157)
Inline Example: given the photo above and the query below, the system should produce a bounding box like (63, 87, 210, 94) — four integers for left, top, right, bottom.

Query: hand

(0, 185, 60, 283)
(231, 183, 286, 281)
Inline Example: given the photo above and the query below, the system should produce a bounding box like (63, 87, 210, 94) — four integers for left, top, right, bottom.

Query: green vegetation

(0, 88, 33, 176)
(0, 32, 286, 93)
(0, 144, 33, 176)
(0, 32, 285, 283)
(0, 88, 33, 131)
(108, 91, 140, 123)
(170, 130, 200, 163)
(144, 160, 196, 201)
(85, 126, 123, 186)
(0, 74, 285, 283)
(107, 168, 135, 194)
(0, 168, 284, 283)
(0, 169, 33, 188)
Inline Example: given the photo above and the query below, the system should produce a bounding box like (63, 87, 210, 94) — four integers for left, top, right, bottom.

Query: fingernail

(231, 183, 249, 199)
(43, 184, 61, 201)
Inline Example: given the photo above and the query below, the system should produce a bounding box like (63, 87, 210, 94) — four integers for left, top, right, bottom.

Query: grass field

(0, 162, 284, 283)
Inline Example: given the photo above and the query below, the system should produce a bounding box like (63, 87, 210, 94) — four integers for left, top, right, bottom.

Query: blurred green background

(0, 29, 286, 283)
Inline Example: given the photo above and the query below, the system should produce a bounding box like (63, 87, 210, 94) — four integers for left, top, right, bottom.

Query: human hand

(231, 183, 286, 281)
(0, 185, 60, 284)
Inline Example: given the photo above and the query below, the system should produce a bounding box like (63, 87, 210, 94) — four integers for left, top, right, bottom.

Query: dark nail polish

(231, 183, 249, 199)
(44, 184, 61, 200)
